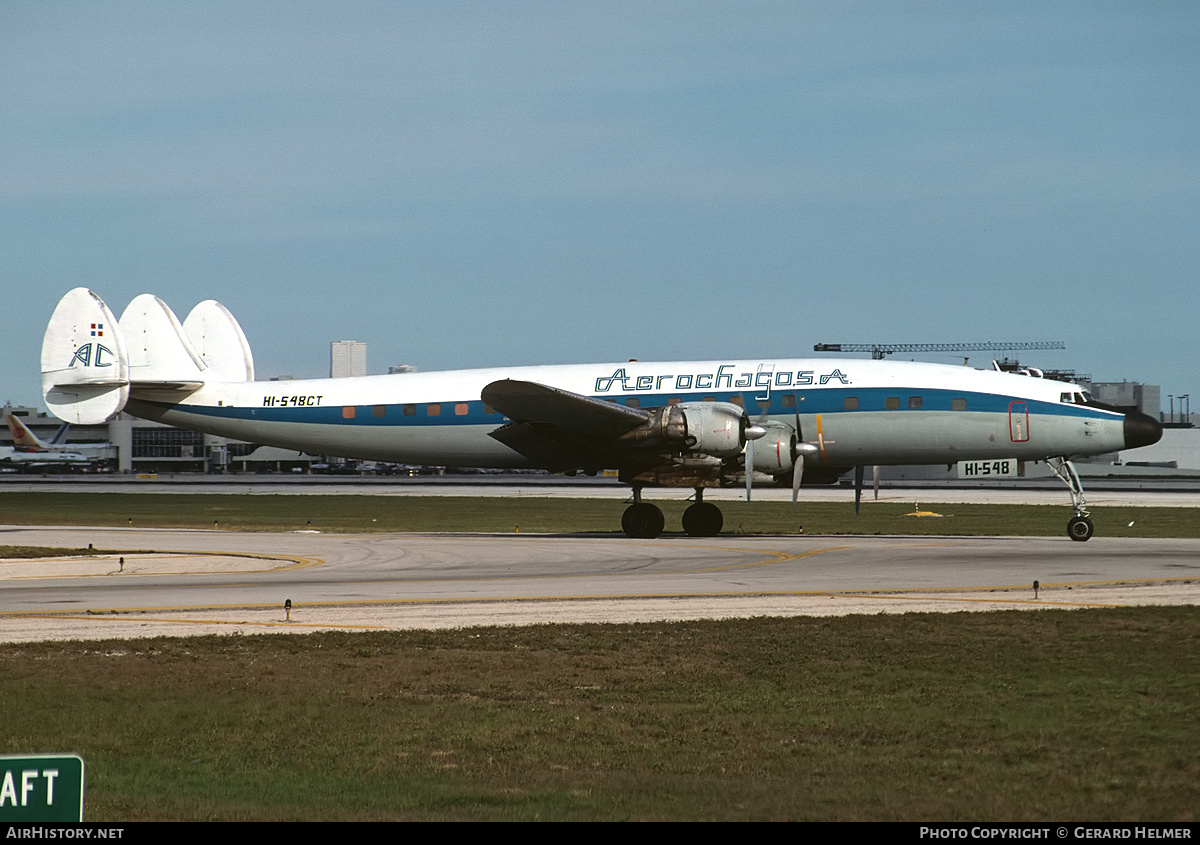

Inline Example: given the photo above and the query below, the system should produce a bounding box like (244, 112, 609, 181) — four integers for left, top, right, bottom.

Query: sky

(3, 2, 1198, 415)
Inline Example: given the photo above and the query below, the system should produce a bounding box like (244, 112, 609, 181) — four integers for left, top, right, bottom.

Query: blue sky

(3, 2, 1198, 413)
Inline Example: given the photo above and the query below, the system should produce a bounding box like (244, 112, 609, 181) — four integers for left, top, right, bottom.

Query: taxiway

(2, 524, 1197, 642)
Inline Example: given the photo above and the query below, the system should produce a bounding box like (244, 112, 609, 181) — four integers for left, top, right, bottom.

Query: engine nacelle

(677, 402, 747, 458)
(615, 401, 748, 458)
(747, 420, 798, 474)
(615, 404, 688, 447)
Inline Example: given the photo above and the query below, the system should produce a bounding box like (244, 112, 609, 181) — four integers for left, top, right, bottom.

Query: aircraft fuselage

(126, 357, 1136, 472)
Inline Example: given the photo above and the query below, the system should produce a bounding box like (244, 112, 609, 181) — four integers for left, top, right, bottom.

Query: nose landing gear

(1049, 458, 1094, 541)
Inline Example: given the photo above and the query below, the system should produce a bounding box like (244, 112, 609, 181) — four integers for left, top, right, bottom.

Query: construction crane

(813, 341, 1066, 360)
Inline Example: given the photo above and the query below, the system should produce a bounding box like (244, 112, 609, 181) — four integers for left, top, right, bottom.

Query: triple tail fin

(42, 289, 256, 424)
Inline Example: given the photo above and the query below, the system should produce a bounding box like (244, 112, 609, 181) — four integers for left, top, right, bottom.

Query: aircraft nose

(1124, 411, 1163, 450)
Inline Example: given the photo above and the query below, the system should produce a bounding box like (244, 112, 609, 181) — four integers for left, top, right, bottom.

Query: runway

(2, 524, 1198, 642)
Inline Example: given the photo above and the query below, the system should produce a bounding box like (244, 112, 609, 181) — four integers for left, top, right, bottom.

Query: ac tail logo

(69, 342, 114, 368)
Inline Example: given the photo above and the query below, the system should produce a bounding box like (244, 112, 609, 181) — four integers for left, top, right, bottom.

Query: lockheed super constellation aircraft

(42, 289, 1161, 540)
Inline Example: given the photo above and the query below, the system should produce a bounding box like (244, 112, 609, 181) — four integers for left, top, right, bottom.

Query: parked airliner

(41, 289, 1161, 540)
(1, 414, 93, 470)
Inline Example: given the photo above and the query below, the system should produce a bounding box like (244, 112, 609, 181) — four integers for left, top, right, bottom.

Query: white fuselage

(125, 357, 1128, 470)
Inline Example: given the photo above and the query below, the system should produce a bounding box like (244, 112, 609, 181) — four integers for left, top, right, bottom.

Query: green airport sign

(0, 755, 85, 822)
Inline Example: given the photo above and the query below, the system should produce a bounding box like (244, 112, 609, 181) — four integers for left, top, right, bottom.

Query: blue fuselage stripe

(174, 387, 1116, 427)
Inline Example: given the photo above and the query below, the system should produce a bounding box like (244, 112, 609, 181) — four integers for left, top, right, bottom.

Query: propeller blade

(743, 413, 767, 502)
(854, 465, 864, 515)
(745, 437, 754, 501)
(792, 409, 805, 508)
(792, 451, 803, 507)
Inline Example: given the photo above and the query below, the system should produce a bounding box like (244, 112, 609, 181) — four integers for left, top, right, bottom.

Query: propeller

(744, 403, 817, 507)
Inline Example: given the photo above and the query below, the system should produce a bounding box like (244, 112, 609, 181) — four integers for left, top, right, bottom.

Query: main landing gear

(621, 487, 723, 538)
(1048, 457, 1094, 542)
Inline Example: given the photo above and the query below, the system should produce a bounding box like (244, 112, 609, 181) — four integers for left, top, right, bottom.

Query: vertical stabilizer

(183, 300, 255, 382)
(119, 294, 207, 386)
(41, 288, 130, 424)
(5, 414, 52, 451)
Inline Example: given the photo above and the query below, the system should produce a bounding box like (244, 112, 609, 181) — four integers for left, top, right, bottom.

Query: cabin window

(667, 397, 681, 405)
(455, 403, 469, 416)
(625, 397, 640, 408)
(703, 396, 716, 403)
(757, 399, 770, 412)
(483, 404, 496, 415)
(844, 397, 859, 410)
(781, 394, 796, 408)
(372, 405, 386, 418)
(885, 396, 900, 410)
(908, 396, 923, 409)
(730, 395, 744, 407)
(427, 403, 441, 417)
(403, 404, 416, 416)
(952, 398, 967, 411)
(342, 406, 356, 419)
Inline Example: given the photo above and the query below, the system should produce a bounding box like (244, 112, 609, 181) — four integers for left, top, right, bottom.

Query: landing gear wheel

(682, 502, 723, 537)
(622, 503, 665, 539)
(1067, 516, 1094, 542)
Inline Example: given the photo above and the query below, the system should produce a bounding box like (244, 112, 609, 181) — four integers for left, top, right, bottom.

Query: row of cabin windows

(844, 396, 968, 411)
(339, 395, 969, 418)
(342, 403, 496, 419)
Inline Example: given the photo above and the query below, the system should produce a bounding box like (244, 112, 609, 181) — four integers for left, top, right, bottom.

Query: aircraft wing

(482, 379, 649, 436)
(481, 379, 654, 472)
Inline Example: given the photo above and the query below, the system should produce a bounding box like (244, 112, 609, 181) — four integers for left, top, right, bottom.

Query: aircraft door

(1009, 401, 1030, 442)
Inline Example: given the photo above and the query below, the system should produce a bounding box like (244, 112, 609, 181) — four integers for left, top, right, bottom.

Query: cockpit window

(1060, 392, 1073, 403)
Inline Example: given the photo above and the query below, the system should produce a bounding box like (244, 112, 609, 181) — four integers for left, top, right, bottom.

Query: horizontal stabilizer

(183, 300, 255, 382)
(41, 288, 130, 424)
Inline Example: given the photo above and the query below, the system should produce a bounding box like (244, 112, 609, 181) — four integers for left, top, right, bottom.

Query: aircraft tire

(622, 503, 665, 539)
(682, 502, 723, 537)
(1067, 516, 1094, 542)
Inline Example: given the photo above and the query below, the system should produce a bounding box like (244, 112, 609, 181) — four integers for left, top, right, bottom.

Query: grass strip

(2, 608, 1197, 821)
(1, 491, 1198, 537)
